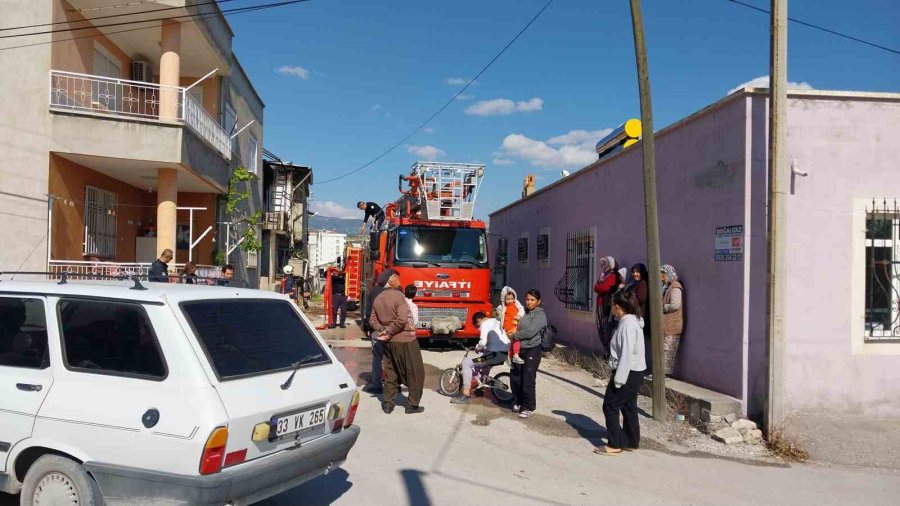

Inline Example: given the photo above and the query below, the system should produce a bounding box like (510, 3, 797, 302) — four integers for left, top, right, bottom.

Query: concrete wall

(51, 0, 133, 77)
(0, 0, 54, 272)
(490, 95, 752, 400)
(780, 94, 900, 418)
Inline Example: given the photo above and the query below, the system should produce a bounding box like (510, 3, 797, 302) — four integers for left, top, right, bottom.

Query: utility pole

(629, 0, 666, 422)
(766, 0, 787, 432)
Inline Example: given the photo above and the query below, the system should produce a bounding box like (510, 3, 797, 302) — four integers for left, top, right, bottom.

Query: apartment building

(0, 0, 264, 286)
(259, 158, 312, 290)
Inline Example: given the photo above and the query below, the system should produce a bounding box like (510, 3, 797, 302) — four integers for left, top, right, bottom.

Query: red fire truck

(359, 162, 493, 342)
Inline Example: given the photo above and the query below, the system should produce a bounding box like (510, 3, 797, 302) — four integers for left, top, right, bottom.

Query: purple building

(489, 88, 900, 420)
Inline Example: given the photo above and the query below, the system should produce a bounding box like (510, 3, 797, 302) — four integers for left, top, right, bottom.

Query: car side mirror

(496, 237, 508, 268)
(369, 231, 381, 261)
(370, 250, 380, 261)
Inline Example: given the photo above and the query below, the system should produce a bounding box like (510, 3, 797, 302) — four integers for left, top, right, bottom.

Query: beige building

(0, 0, 264, 286)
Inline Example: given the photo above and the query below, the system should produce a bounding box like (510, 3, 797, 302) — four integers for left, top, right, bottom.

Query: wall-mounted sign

(715, 225, 743, 262)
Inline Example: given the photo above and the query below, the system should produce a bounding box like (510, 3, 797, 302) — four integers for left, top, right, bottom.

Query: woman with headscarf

(660, 264, 684, 376)
(594, 256, 622, 353)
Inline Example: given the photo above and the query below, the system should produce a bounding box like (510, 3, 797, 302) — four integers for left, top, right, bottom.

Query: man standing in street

(216, 264, 234, 286)
(369, 270, 425, 414)
(363, 270, 390, 395)
(330, 268, 347, 328)
(149, 249, 173, 282)
(357, 201, 385, 233)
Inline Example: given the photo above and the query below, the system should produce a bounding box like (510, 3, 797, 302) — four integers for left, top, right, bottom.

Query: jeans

(370, 334, 384, 388)
(331, 293, 347, 325)
(510, 346, 542, 411)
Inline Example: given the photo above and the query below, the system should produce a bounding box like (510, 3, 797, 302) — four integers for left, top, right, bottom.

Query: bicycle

(438, 347, 514, 403)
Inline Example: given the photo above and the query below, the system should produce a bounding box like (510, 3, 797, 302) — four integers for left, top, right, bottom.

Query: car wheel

(21, 455, 104, 506)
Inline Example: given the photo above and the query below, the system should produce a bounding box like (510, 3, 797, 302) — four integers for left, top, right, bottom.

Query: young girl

(496, 286, 525, 365)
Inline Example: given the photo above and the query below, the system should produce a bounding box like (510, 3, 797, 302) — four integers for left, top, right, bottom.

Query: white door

(0, 296, 53, 473)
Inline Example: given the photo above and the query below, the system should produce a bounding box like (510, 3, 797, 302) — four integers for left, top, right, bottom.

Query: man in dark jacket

(216, 264, 234, 286)
(329, 269, 347, 328)
(357, 201, 385, 233)
(149, 249, 173, 282)
(363, 270, 390, 394)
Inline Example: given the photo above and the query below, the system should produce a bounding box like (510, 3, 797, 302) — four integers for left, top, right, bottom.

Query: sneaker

(512, 404, 522, 413)
(382, 404, 394, 414)
(364, 385, 383, 394)
(518, 410, 534, 419)
(450, 395, 470, 405)
(511, 356, 525, 365)
(328, 324, 337, 329)
(405, 406, 425, 414)
(339, 323, 347, 328)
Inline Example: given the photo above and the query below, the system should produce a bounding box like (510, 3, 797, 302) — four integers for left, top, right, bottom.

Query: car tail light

(329, 403, 344, 433)
(199, 427, 228, 475)
(224, 449, 247, 468)
(344, 390, 361, 428)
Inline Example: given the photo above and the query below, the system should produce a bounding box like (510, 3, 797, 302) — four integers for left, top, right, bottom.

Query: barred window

(518, 237, 528, 262)
(865, 200, 900, 342)
(554, 230, 594, 311)
(537, 234, 549, 262)
(83, 186, 117, 258)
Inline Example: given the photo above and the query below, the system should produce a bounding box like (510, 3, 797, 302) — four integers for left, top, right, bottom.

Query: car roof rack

(0, 271, 148, 290)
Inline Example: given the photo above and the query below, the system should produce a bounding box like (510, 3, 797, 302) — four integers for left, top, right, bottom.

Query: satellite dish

(561, 170, 571, 178)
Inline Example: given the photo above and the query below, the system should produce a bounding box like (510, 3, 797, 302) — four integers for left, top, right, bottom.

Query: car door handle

(16, 383, 42, 392)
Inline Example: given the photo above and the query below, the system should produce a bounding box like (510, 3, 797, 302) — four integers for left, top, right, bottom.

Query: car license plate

(272, 407, 326, 437)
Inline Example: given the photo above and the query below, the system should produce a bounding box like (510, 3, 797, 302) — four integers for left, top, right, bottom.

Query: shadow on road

(552, 410, 608, 446)
(257, 468, 353, 505)
(538, 369, 605, 400)
(400, 469, 433, 506)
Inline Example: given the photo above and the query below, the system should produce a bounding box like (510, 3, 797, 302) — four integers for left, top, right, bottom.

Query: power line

(0, 1, 308, 52)
(723, 0, 900, 56)
(314, 0, 555, 186)
(0, 0, 240, 33)
(0, 0, 307, 40)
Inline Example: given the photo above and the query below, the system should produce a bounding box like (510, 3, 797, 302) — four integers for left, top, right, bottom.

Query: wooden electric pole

(629, 0, 666, 422)
(766, 0, 787, 432)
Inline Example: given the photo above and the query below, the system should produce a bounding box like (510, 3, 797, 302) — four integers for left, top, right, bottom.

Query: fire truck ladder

(414, 161, 485, 221)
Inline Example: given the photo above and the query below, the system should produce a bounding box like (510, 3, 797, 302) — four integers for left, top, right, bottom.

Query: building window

(518, 237, 528, 262)
(554, 229, 594, 311)
(247, 133, 258, 175)
(865, 202, 900, 342)
(537, 233, 549, 263)
(92, 43, 122, 111)
(83, 186, 117, 258)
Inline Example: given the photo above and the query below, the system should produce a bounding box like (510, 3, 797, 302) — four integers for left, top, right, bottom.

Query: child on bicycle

(496, 286, 525, 365)
(450, 311, 510, 405)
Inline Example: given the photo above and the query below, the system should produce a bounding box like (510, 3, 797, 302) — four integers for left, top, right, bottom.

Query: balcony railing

(49, 260, 223, 284)
(49, 70, 231, 161)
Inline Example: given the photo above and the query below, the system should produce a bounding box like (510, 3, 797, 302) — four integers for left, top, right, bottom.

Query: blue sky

(228, 0, 899, 221)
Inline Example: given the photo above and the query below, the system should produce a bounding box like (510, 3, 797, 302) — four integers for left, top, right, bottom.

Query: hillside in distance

(309, 215, 360, 235)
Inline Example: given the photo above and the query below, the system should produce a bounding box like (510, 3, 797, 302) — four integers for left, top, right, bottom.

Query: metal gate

(554, 230, 594, 311)
(866, 199, 900, 341)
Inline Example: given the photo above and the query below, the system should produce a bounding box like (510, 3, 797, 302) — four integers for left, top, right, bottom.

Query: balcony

(50, 70, 231, 161)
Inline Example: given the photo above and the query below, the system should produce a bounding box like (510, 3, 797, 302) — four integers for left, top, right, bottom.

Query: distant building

(308, 229, 346, 272)
(489, 88, 900, 421)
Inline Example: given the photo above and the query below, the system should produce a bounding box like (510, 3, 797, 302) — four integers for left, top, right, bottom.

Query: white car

(0, 277, 360, 505)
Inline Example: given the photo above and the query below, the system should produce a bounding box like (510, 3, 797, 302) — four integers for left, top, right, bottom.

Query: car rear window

(180, 299, 330, 380)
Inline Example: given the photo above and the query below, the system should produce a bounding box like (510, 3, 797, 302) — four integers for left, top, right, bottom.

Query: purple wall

(490, 90, 900, 418)
(490, 95, 752, 401)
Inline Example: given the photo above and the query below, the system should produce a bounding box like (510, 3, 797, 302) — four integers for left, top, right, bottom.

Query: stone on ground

(724, 413, 738, 424)
(713, 427, 745, 445)
(732, 419, 758, 431)
(743, 429, 764, 444)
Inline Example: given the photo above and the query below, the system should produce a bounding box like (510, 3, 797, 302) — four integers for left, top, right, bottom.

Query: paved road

(4, 332, 899, 505)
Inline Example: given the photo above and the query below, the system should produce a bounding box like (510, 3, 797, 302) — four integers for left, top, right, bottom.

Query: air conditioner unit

(132, 61, 152, 82)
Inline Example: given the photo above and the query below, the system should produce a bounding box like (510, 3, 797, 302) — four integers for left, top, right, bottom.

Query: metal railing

(49, 70, 231, 161)
(183, 92, 232, 160)
(48, 260, 222, 284)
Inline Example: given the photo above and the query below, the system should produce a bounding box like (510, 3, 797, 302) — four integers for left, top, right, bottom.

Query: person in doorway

(216, 264, 234, 286)
(149, 249, 173, 282)
(495, 286, 525, 365)
(330, 268, 347, 329)
(358, 201, 385, 233)
(451, 311, 510, 405)
(627, 263, 650, 331)
(509, 289, 547, 419)
(594, 256, 621, 353)
(281, 265, 297, 301)
(363, 270, 391, 395)
(660, 264, 684, 376)
(370, 270, 425, 415)
(404, 284, 419, 328)
(180, 262, 198, 284)
(596, 290, 647, 456)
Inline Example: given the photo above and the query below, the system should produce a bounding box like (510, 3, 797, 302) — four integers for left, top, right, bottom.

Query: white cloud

(371, 104, 381, 111)
(495, 128, 613, 169)
(309, 200, 358, 219)
(465, 97, 543, 117)
(492, 158, 514, 166)
(423, 127, 435, 133)
(407, 145, 447, 161)
(455, 93, 474, 101)
(445, 77, 469, 86)
(276, 65, 312, 80)
(727, 75, 814, 95)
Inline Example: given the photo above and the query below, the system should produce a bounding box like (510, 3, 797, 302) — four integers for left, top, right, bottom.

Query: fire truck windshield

(394, 226, 488, 266)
